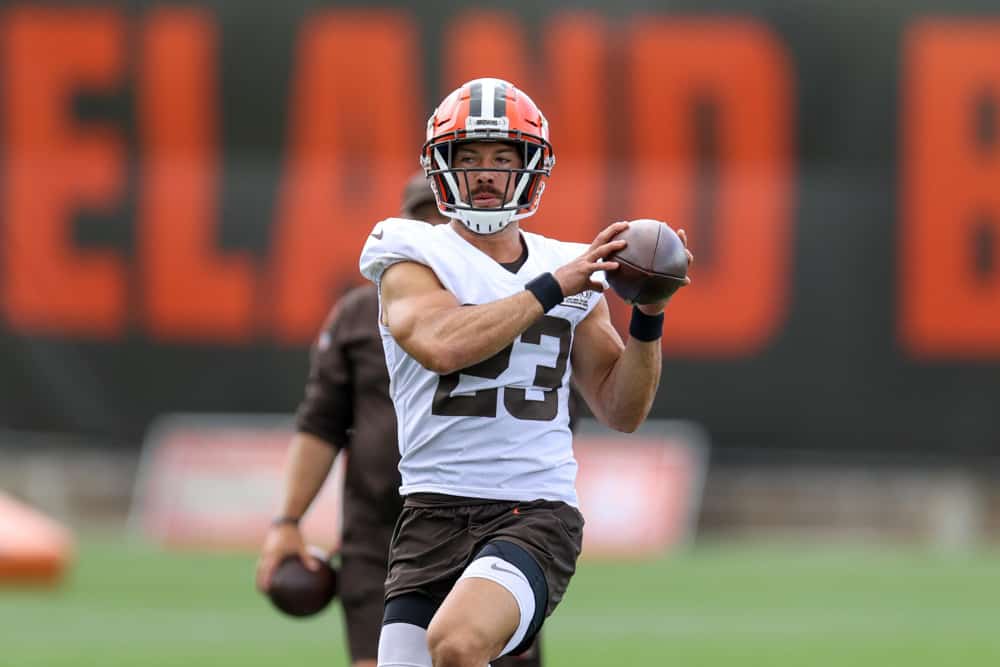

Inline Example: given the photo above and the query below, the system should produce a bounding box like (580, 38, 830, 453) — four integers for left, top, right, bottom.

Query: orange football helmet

(421, 78, 555, 234)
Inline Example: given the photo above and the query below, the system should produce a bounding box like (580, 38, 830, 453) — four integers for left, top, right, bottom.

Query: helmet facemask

(422, 133, 553, 235)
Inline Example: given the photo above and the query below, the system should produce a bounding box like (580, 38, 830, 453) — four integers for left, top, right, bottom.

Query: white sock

(377, 622, 433, 667)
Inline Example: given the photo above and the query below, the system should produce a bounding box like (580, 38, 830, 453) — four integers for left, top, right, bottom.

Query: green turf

(2, 539, 998, 666)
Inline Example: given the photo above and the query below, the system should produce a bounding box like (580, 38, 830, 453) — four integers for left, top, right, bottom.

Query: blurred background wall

(1, 0, 998, 544)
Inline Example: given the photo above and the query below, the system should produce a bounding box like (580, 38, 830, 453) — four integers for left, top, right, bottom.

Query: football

(606, 219, 689, 305)
(267, 548, 338, 618)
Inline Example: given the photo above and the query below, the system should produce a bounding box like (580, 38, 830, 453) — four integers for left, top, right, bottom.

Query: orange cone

(0, 491, 75, 586)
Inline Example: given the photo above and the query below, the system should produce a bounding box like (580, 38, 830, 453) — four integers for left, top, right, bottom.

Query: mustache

(471, 186, 505, 197)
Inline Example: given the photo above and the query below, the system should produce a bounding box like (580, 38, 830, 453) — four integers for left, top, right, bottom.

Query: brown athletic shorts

(338, 503, 548, 666)
(384, 494, 585, 617)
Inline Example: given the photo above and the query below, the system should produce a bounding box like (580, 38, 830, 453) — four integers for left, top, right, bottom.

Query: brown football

(606, 219, 688, 305)
(268, 550, 338, 618)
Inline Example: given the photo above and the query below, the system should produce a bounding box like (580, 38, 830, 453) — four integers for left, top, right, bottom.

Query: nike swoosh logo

(370, 229, 383, 240)
(490, 562, 521, 578)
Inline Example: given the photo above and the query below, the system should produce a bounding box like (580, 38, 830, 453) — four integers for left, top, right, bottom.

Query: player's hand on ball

(602, 220, 694, 315)
(255, 522, 321, 593)
(553, 221, 630, 297)
(636, 228, 694, 315)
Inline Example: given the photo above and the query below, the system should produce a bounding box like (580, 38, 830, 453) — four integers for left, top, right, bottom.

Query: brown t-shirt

(295, 284, 403, 526)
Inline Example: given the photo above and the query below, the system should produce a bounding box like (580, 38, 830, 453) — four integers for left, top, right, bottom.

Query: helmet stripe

(468, 81, 483, 117)
(493, 81, 507, 119)
(481, 79, 495, 119)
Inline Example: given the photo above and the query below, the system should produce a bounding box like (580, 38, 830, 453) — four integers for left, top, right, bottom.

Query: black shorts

(384, 494, 585, 618)
(338, 500, 549, 666)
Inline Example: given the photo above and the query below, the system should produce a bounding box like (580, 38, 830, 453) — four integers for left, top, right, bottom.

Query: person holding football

(360, 77, 692, 667)
(257, 174, 548, 667)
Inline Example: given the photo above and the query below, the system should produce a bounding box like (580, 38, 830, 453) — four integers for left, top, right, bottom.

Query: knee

(426, 623, 490, 667)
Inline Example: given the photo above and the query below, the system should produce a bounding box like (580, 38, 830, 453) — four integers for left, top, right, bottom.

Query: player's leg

(340, 548, 391, 667)
(344, 598, 381, 667)
(492, 632, 542, 667)
(485, 499, 584, 667)
(340, 511, 398, 667)
(377, 501, 458, 667)
(426, 540, 547, 667)
(426, 577, 518, 666)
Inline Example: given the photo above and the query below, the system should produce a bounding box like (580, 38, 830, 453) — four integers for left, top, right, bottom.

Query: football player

(360, 78, 692, 667)
(256, 173, 546, 667)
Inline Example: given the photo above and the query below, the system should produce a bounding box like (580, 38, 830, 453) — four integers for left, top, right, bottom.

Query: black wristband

(525, 273, 564, 313)
(271, 515, 301, 527)
(629, 306, 664, 342)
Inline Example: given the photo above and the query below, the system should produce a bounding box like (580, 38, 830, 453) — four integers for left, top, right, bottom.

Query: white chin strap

(433, 147, 542, 235)
(456, 208, 517, 235)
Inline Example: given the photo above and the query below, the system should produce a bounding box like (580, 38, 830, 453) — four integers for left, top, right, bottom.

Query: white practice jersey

(359, 218, 603, 506)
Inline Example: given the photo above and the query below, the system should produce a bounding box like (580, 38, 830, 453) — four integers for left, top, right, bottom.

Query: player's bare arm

(571, 228, 694, 433)
(569, 298, 659, 432)
(381, 261, 544, 375)
(255, 432, 337, 591)
(380, 225, 626, 376)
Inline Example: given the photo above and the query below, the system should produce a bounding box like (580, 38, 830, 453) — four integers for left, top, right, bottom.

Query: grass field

(2, 538, 999, 667)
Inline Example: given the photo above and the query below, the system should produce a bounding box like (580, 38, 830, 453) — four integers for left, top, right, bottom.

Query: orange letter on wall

(271, 11, 420, 343)
(139, 9, 255, 343)
(441, 11, 529, 92)
(1, 8, 126, 337)
(626, 20, 794, 356)
(901, 21, 1000, 358)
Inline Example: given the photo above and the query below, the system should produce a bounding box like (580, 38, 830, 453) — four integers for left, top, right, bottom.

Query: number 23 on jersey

(431, 315, 571, 422)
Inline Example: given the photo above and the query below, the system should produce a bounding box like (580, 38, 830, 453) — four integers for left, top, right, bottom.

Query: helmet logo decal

(466, 116, 510, 131)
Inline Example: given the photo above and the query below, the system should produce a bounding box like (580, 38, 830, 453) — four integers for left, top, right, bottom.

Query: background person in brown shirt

(255, 173, 545, 667)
